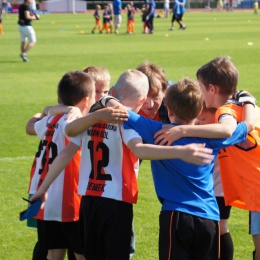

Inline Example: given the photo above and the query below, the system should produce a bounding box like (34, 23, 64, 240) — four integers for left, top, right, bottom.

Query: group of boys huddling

(26, 57, 260, 260)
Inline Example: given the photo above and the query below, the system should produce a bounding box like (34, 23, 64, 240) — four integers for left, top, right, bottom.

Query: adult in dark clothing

(146, 0, 156, 34)
(18, 0, 39, 62)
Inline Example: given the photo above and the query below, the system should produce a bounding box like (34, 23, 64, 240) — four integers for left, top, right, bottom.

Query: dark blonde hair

(136, 61, 168, 95)
(196, 56, 238, 96)
(83, 65, 111, 83)
(165, 78, 203, 122)
(58, 71, 95, 106)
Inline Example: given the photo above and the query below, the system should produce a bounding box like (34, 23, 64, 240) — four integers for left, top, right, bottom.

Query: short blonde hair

(116, 70, 149, 102)
(83, 66, 111, 83)
(165, 78, 203, 122)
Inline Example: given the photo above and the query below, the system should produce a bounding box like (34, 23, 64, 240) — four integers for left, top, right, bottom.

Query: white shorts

(18, 25, 36, 43)
(114, 14, 122, 27)
(249, 211, 260, 235)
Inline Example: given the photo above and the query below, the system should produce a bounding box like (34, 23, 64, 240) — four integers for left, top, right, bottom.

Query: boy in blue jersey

(178, 0, 186, 29)
(113, 0, 122, 34)
(106, 77, 250, 260)
(170, 0, 185, 30)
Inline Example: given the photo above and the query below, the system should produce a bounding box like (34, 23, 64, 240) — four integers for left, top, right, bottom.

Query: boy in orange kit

(92, 5, 102, 33)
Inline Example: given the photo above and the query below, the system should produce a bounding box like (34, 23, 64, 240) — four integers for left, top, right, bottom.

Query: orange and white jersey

(216, 101, 260, 211)
(29, 115, 81, 222)
(71, 121, 140, 204)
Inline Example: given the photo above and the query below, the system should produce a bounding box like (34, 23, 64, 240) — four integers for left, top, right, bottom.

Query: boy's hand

(66, 107, 82, 120)
(30, 189, 48, 209)
(180, 143, 214, 165)
(154, 125, 183, 146)
(95, 107, 129, 124)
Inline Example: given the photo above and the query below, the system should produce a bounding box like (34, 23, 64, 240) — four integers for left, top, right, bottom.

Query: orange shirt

(216, 102, 260, 211)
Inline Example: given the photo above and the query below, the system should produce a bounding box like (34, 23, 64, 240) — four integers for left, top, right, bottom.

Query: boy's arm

(30, 142, 79, 203)
(242, 103, 255, 132)
(127, 138, 213, 165)
(65, 107, 129, 137)
(154, 123, 236, 146)
(49, 104, 82, 119)
(26, 106, 52, 135)
(26, 113, 42, 135)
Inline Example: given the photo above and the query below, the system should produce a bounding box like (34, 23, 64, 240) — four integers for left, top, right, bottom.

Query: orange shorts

(96, 20, 101, 25)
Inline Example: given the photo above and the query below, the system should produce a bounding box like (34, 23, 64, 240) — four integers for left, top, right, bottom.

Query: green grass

(0, 10, 259, 259)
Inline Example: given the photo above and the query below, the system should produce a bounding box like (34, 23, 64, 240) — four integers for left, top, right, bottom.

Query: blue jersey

(128, 9, 134, 20)
(173, 1, 180, 15)
(94, 10, 100, 20)
(113, 0, 122, 15)
(147, 0, 156, 17)
(123, 111, 247, 221)
(179, 0, 186, 14)
(103, 11, 110, 23)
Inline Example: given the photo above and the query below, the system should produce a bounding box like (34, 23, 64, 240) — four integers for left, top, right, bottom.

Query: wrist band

(99, 96, 120, 107)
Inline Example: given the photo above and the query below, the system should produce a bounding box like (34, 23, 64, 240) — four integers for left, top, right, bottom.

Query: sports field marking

(0, 156, 33, 162)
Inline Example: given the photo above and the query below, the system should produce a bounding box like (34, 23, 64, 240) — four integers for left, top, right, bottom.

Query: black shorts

(159, 211, 219, 260)
(172, 14, 180, 23)
(80, 196, 133, 260)
(37, 219, 82, 254)
(216, 196, 232, 219)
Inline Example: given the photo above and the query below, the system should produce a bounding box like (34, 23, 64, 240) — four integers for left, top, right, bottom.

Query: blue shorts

(249, 211, 260, 235)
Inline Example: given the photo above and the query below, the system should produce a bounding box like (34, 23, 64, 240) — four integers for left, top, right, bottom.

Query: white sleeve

(218, 114, 237, 124)
(121, 125, 142, 145)
(34, 116, 48, 139)
(70, 134, 83, 147)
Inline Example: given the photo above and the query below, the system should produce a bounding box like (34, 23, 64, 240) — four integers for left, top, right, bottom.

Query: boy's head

(115, 70, 149, 113)
(96, 4, 101, 10)
(196, 56, 238, 107)
(136, 61, 168, 118)
(83, 66, 111, 101)
(58, 71, 95, 110)
(196, 102, 217, 125)
(104, 5, 109, 10)
(127, 4, 131, 9)
(165, 78, 203, 123)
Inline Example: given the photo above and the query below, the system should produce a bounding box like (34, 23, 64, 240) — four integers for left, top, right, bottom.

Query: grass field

(0, 9, 259, 259)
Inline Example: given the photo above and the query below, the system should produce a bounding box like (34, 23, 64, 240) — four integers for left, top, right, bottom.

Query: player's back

(216, 101, 260, 211)
(30, 114, 81, 222)
(71, 121, 140, 204)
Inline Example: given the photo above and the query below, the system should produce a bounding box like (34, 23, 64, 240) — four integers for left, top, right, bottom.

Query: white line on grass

(0, 156, 34, 161)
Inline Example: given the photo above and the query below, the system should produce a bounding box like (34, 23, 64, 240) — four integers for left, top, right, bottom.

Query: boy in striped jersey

(26, 71, 128, 260)
(31, 69, 214, 260)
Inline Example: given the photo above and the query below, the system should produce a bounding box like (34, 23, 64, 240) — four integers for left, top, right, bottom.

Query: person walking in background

(179, 0, 186, 29)
(92, 5, 102, 33)
(146, 0, 156, 34)
(254, 0, 258, 14)
(0, 11, 4, 35)
(18, 0, 39, 62)
(113, 0, 122, 34)
(101, 5, 110, 34)
(164, 0, 169, 18)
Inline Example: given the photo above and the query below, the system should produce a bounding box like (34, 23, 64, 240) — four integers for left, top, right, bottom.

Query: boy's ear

(209, 84, 220, 94)
(166, 106, 173, 117)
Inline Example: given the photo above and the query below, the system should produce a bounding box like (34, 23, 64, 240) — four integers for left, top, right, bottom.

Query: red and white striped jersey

(71, 121, 141, 204)
(28, 115, 81, 222)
